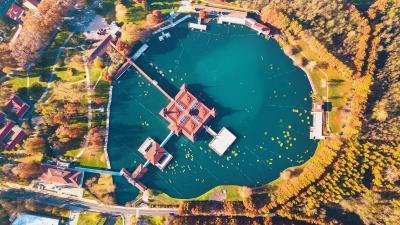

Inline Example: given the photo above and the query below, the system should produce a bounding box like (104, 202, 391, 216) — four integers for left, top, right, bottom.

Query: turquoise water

(108, 21, 317, 204)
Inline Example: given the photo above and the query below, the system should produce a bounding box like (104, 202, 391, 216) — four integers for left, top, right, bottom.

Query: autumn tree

(116, 40, 132, 56)
(12, 162, 40, 179)
(24, 137, 47, 154)
(146, 10, 164, 27)
(120, 23, 144, 47)
(10, 0, 78, 67)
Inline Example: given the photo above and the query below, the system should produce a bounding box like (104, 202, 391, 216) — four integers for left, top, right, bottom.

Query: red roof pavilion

(144, 141, 167, 166)
(160, 84, 216, 142)
(6, 3, 24, 21)
(38, 164, 83, 188)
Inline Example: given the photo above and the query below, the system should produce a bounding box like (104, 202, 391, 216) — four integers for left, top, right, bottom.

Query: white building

(12, 213, 60, 225)
(23, 0, 40, 11)
(310, 103, 325, 140)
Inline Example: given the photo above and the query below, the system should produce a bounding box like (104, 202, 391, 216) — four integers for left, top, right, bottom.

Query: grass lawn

(115, 216, 124, 225)
(16, 153, 44, 163)
(276, 36, 353, 133)
(140, 216, 165, 225)
(65, 147, 108, 169)
(77, 211, 107, 225)
(151, 185, 243, 205)
(125, 0, 180, 25)
(77, 148, 108, 168)
(88, 0, 116, 23)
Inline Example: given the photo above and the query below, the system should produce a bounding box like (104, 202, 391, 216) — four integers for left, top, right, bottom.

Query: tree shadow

(326, 205, 364, 225)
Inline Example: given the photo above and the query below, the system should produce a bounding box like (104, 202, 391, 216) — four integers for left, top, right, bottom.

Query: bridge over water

(74, 167, 122, 176)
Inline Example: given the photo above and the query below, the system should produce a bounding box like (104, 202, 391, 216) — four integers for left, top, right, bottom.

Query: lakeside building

(38, 164, 84, 188)
(11, 213, 60, 225)
(6, 3, 24, 21)
(193, 6, 270, 36)
(310, 103, 326, 140)
(160, 84, 216, 142)
(208, 127, 237, 156)
(138, 137, 173, 170)
(87, 31, 120, 62)
(0, 112, 25, 150)
(6, 95, 30, 119)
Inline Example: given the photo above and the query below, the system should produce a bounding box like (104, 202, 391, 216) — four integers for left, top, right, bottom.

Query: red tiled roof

(144, 142, 167, 165)
(6, 3, 24, 21)
(6, 95, 30, 119)
(38, 165, 82, 188)
(0, 126, 25, 150)
(131, 164, 148, 179)
(0, 120, 14, 140)
(160, 84, 215, 142)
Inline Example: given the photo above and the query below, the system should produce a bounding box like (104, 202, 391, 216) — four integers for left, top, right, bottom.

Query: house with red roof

(0, 113, 25, 150)
(6, 3, 24, 21)
(6, 95, 30, 119)
(38, 164, 83, 188)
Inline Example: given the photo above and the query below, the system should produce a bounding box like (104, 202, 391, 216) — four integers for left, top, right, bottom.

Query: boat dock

(153, 14, 192, 35)
(111, 42, 174, 101)
(188, 22, 207, 31)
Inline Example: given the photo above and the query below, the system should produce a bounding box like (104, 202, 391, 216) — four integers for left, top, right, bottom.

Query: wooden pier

(110, 43, 174, 101)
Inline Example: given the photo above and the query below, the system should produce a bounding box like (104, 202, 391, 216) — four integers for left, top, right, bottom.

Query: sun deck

(208, 127, 237, 156)
(188, 22, 207, 31)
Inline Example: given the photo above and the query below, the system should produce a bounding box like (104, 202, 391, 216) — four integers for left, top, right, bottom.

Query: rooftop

(6, 95, 30, 119)
(160, 84, 216, 142)
(138, 138, 173, 170)
(310, 103, 325, 140)
(209, 127, 237, 156)
(38, 164, 83, 188)
(132, 164, 148, 179)
(12, 213, 59, 225)
(6, 3, 24, 21)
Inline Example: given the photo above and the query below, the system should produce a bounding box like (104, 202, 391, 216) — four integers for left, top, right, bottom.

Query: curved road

(0, 188, 178, 216)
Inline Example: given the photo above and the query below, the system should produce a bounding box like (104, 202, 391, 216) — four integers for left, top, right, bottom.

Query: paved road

(0, 188, 178, 216)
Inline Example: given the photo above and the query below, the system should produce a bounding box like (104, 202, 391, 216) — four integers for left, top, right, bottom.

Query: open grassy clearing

(276, 36, 353, 133)
(77, 211, 107, 225)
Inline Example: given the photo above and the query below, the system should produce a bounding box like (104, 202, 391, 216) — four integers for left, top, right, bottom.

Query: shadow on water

(326, 205, 364, 225)
(188, 83, 244, 117)
(108, 124, 145, 164)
